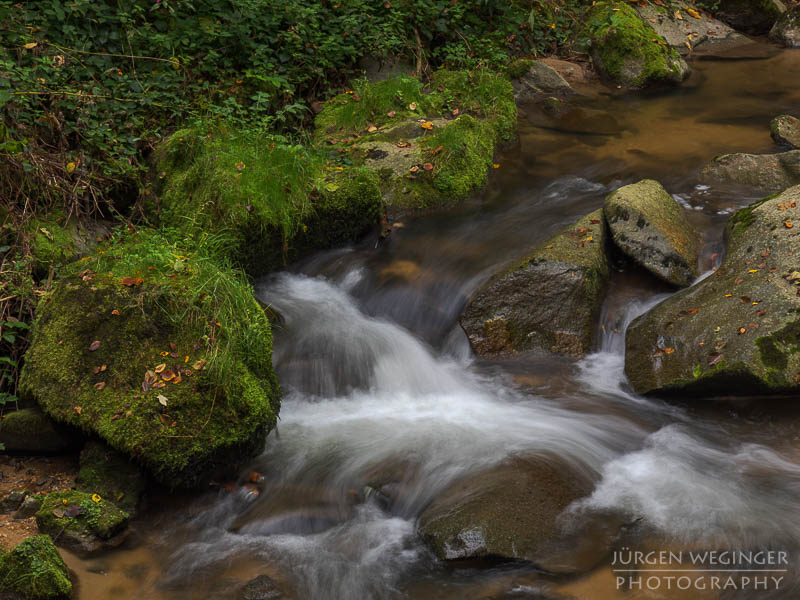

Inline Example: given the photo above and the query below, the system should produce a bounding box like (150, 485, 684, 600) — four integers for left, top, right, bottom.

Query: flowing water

(65, 46, 800, 599)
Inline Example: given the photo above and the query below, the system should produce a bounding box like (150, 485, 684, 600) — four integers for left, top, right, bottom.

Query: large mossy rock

(0, 407, 79, 454)
(314, 70, 516, 213)
(26, 211, 110, 277)
(771, 115, 800, 149)
(35, 490, 128, 554)
(76, 441, 146, 515)
(625, 185, 800, 397)
(508, 59, 574, 104)
(418, 459, 592, 567)
(584, 1, 689, 89)
(603, 180, 699, 287)
(154, 129, 382, 277)
(0, 535, 72, 600)
(20, 230, 279, 489)
(700, 150, 800, 193)
(716, 0, 785, 35)
(770, 5, 800, 47)
(460, 210, 609, 359)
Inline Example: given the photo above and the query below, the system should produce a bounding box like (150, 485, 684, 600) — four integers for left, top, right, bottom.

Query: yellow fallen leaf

(66, 161, 76, 174)
(492, 163, 500, 169)
(24, 42, 37, 49)
(92, 494, 102, 503)
(421, 121, 433, 130)
(155, 363, 166, 373)
(748, 269, 759, 273)
(686, 7, 701, 18)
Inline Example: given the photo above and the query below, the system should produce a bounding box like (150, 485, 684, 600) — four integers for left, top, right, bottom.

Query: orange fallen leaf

(89, 340, 101, 351)
(161, 370, 176, 381)
(492, 163, 500, 169)
(155, 363, 166, 373)
(111, 309, 120, 316)
(409, 165, 420, 173)
(664, 347, 675, 354)
(452, 108, 460, 116)
(153, 381, 166, 389)
(387, 110, 396, 118)
(160, 351, 170, 356)
(172, 374, 182, 384)
(785, 222, 793, 228)
(193, 359, 207, 371)
(74, 406, 82, 415)
(94, 381, 106, 391)
(422, 162, 434, 171)
(737, 327, 747, 334)
(120, 276, 143, 287)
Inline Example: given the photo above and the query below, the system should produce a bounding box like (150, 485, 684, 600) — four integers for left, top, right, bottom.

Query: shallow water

(67, 46, 800, 599)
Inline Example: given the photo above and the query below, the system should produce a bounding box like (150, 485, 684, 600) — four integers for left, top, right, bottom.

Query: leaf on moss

(89, 340, 101, 351)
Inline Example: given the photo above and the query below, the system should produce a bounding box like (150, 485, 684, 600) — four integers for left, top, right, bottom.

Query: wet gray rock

(626, 185, 800, 397)
(418, 459, 606, 573)
(636, 1, 749, 56)
(770, 5, 800, 47)
(603, 180, 699, 287)
(13, 495, 43, 520)
(715, 0, 786, 35)
(700, 150, 800, 193)
(513, 61, 574, 104)
(239, 575, 284, 600)
(460, 210, 609, 359)
(771, 115, 800, 149)
(1, 490, 31, 513)
(0, 407, 79, 454)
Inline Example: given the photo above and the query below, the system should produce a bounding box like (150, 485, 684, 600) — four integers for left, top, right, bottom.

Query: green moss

(314, 69, 515, 212)
(584, 1, 685, 87)
(506, 59, 534, 80)
(726, 192, 778, 238)
(153, 128, 381, 276)
(0, 535, 72, 600)
(36, 490, 128, 541)
(26, 210, 77, 275)
(756, 318, 800, 375)
(77, 441, 145, 514)
(19, 230, 280, 488)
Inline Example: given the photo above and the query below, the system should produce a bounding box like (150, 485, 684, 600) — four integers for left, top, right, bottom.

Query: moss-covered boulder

(314, 70, 516, 213)
(26, 211, 110, 277)
(154, 129, 382, 277)
(419, 459, 594, 568)
(76, 441, 145, 515)
(19, 230, 279, 488)
(700, 150, 800, 193)
(460, 210, 609, 359)
(603, 180, 699, 287)
(625, 185, 800, 397)
(0, 408, 79, 454)
(584, 1, 689, 89)
(771, 115, 800, 149)
(35, 490, 128, 554)
(0, 535, 72, 600)
(770, 5, 800, 47)
(716, 0, 785, 35)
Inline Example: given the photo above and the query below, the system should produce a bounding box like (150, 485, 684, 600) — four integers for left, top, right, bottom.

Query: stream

(64, 45, 800, 599)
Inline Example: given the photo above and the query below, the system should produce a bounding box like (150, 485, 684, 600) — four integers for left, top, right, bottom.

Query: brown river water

(63, 44, 800, 599)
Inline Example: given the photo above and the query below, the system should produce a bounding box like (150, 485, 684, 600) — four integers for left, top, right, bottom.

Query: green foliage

(0, 535, 72, 600)
(154, 126, 382, 275)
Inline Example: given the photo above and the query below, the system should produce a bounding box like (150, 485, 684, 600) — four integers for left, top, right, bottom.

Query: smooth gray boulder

(512, 60, 574, 104)
(700, 150, 800, 193)
(770, 5, 800, 47)
(771, 115, 800, 149)
(460, 210, 609, 359)
(418, 458, 599, 571)
(603, 180, 699, 287)
(626, 185, 800, 397)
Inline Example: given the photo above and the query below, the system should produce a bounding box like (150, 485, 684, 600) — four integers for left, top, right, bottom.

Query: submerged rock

(20, 230, 279, 489)
(239, 575, 284, 600)
(77, 441, 146, 515)
(625, 185, 800, 397)
(603, 180, 699, 287)
(771, 114, 800, 149)
(770, 5, 800, 47)
(715, 0, 785, 35)
(0, 407, 79, 454)
(583, 1, 689, 89)
(700, 150, 800, 193)
(0, 535, 72, 599)
(418, 459, 596, 570)
(460, 209, 609, 359)
(35, 490, 128, 555)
